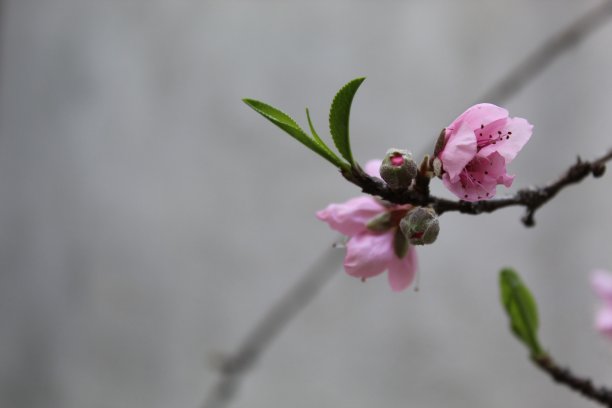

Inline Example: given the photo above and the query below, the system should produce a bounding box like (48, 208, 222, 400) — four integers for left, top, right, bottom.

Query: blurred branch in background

(479, 0, 612, 105)
(202, 243, 343, 408)
(202, 2, 612, 407)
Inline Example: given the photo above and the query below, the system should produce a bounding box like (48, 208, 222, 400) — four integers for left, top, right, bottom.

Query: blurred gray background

(2, 1, 612, 407)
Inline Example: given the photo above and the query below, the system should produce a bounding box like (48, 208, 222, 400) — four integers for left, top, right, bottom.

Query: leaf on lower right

(499, 268, 544, 358)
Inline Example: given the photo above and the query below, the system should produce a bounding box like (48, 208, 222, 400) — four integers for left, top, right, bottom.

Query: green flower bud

(379, 148, 418, 190)
(400, 207, 440, 245)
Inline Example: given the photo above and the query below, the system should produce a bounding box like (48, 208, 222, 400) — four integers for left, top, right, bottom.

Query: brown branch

(533, 355, 612, 407)
(344, 149, 612, 227)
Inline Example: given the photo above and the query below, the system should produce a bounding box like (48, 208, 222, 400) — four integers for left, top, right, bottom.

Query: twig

(344, 149, 612, 227)
(479, 0, 612, 104)
(533, 355, 612, 407)
(202, 244, 343, 408)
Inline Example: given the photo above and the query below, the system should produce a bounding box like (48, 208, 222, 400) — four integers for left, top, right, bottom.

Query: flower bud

(379, 148, 418, 189)
(400, 207, 440, 245)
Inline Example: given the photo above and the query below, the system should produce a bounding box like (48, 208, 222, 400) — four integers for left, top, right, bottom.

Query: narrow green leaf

(329, 77, 366, 165)
(499, 268, 544, 357)
(305, 108, 349, 170)
(243, 98, 344, 168)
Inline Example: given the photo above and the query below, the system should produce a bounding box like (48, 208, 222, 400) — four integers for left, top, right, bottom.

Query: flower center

(476, 124, 513, 150)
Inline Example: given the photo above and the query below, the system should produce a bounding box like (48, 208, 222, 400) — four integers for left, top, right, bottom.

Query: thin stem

(533, 355, 612, 407)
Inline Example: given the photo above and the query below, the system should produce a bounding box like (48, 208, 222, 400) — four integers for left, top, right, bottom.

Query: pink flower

(437, 103, 533, 201)
(591, 269, 612, 338)
(317, 160, 418, 291)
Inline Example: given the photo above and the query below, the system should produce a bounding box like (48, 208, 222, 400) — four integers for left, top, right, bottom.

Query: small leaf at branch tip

(305, 107, 348, 169)
(499, 268, 544, 357)
(243, 97, 347, 168)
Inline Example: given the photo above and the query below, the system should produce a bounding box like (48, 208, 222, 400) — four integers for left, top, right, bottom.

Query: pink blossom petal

(442, 172, 493, 202)
(481, 151, 514, 188)
(344, 231, 395, 279)
(440, 103, 530, 201)
(364, 159, 383, 178)
(592, 269, 612, 305)
(447, 103, 508, 134)
(478, 117, 533, 163)
(387, 246, 418, 292)
(595, 307, 612, 338)
(317, 196, 385, 236)
(498, 173, 514, 188)
(475, 118, 507, 145)
(442, 153, 510, 201)
(440, 121, 477, 181)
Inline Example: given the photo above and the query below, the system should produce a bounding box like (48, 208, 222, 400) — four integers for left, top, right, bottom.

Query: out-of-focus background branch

(203, 244, 343, 408)
(2, 1, 612, 408)
(479, 0, 612, 104)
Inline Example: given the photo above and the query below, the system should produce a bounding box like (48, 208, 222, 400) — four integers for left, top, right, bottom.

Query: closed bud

(379, 148, 418, 189)
(400, 207, 440, 245)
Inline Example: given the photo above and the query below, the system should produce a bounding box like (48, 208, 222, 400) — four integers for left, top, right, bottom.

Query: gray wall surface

(2, 1, 612, 407)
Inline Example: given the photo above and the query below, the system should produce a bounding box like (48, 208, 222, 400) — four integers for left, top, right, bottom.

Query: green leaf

(329, 77, 365, 165)
(243, 98, 345, 168)
(305, 108, 348, 170)
(499, 268, 544, 357)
